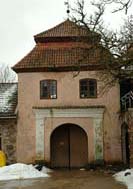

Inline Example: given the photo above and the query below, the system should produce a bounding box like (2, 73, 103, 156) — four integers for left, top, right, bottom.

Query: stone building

(0, 83, 17, 164)
(0, 20, 132, 168)
(12, 19, 123, 168)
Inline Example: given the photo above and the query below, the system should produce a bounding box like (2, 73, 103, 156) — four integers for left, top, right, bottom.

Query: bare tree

(69, 0, 133, 93)
(102, 0, 132, 14)
(0, 64, 17, 83)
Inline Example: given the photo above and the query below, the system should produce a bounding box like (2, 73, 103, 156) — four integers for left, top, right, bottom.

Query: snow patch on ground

(0, 163, 49, 181)
(41, 166, 53, 174)
(114, 169, 133, 189)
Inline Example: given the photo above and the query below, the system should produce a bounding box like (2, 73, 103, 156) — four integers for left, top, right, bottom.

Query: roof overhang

(12, 65, 106, 73)
(0, 114, 17, 119)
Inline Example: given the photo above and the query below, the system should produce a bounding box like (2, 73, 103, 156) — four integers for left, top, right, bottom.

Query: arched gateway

(121, 122, 130, 165)
(50, 124, 88, 168)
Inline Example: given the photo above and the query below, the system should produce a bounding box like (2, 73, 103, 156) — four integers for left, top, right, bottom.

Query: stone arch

(50, 123, 88, 168)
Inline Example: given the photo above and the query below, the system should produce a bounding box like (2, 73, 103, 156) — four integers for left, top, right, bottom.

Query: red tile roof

(34, 19, 99, 43)
(13, 19, 111, 72)
(13, 45, 111, 72)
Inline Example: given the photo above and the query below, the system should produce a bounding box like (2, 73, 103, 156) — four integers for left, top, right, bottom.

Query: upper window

(40, 80, 57, 99)
(80, 79, 97, 98)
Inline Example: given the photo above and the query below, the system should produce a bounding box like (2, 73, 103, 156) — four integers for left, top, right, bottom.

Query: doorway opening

(50, 124, 88, 168)
(121, 123, 130, 165)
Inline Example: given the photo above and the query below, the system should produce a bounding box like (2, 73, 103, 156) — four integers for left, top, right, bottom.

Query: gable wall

(17, 71, 121, 164)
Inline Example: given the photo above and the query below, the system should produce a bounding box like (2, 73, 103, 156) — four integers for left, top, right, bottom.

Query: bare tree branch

(0, 64, 17, 83)
(102, 0, 132, 14)
(69, 0, 133, 93)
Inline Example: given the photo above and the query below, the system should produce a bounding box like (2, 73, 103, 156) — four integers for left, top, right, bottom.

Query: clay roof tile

(34, 19, 99, 42)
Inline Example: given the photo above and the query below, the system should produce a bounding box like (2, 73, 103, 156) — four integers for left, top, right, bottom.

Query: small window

(40, 80, 57, 99)
(80, 79, 97, 98)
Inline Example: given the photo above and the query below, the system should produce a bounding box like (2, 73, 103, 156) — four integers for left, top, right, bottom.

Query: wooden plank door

(51, 124, 88, 168)
(51, 125, 69, 168)
(70, 125, 88, 168)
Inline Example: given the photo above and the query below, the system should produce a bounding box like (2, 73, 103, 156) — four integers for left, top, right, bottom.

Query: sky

(0, 0, 132, 67)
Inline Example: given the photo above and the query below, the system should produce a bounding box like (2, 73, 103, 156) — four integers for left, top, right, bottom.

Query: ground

(0, 170, 126, 189)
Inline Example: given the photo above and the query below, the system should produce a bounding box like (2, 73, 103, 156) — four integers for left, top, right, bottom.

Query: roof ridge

(34, 19, 73, 38)
(34, 19, 94, 43)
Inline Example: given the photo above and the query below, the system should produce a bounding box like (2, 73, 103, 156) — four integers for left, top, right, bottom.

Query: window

(80, 79, 97, 98)
(40, 80, 57, 99)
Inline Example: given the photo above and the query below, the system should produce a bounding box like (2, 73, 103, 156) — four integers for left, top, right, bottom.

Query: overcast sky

(0, 0, 132, 67)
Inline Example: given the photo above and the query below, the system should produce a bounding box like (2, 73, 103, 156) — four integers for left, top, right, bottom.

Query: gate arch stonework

(50, 123, 88, 168)
(33, 107, 104, 165)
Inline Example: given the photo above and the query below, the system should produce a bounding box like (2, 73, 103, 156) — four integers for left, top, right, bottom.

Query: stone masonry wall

(128, 108, 133, 167)
(0, 119, 17, 164)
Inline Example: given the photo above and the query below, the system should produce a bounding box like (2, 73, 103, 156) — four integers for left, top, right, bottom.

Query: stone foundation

(0, 118, 17, 164)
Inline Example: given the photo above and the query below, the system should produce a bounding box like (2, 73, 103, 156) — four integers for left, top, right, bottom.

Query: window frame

(79, 78, 97, 99)
(40, 79, 57, 100)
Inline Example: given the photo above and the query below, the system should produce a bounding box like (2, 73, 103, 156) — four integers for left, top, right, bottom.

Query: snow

(41, 166, 53, 174)
(0, 163, 49, 181)
(0, 84, 17, 113)
(114, 169, 133, 189)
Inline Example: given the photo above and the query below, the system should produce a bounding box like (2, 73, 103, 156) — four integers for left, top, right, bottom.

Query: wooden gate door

(51, 124, 88, 168)
(70, 125, 88, 168)
(51, 125, 69, 168)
